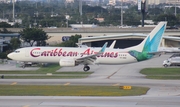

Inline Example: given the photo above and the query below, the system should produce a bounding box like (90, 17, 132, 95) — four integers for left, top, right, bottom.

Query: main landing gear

(83, 65, 90, 72)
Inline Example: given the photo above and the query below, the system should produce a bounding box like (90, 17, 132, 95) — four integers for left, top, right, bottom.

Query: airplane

(7, 22, 167, 71)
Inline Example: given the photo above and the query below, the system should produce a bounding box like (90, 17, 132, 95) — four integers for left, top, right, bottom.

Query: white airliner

(8, 22, 167, 71)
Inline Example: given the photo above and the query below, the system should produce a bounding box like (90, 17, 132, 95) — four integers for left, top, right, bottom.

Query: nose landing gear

(83, 65, 90, 72)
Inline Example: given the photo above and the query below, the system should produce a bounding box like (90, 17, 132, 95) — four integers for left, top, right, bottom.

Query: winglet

(100, 42, 108, 53)
(109, 40, 116, 49)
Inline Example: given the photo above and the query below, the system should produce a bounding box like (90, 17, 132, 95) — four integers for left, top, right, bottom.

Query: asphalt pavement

(0, 54, 180, 107)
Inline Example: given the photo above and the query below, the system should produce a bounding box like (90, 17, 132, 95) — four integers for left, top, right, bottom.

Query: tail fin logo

(143, 24, 166, 52)
(128, 22, 166, 61)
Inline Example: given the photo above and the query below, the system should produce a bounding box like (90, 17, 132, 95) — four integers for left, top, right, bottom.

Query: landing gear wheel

(22, 64, 26, 69)
(83, 66, 90, 72)
(164, 64, 168, 68)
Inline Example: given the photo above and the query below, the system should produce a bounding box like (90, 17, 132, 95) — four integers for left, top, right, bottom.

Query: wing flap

(76, 42, 108, 65)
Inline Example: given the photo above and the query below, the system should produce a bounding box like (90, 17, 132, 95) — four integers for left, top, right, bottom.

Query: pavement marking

(64, 82, 70, 86)
(107, 71, 117, 79)
(112, 83, 120, 86)
(10, 82, 17, 85)
(23, 105, 30, 107)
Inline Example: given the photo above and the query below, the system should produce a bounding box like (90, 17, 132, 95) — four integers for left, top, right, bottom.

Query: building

(0, 39, 6, 52)
(0, 0, 18, 3)
(95, 18, 104, 22)
(0, 18, 22, 26)
(148, 0, 167, 5)
(66, 0, 74, 3)
(109, 0, 116, 5)
(167, 0, 180, 4)
(78, 33, 180, 48)
(0, 33, 20, 52)
(70, 24, 98, 28)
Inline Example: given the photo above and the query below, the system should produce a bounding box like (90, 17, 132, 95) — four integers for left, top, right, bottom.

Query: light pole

(121, 0, 123, 26)
(175, 1, 177, 16)
(66, 15, 70, 28)
(141, 0, 146, 27)
(12, 0, 15, 23)
(79, 0, 83, 26)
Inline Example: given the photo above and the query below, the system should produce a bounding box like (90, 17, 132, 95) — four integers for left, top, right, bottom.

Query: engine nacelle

(59, 58, 76, 67)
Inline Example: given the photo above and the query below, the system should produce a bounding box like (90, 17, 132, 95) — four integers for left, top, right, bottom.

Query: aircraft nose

(7, 53, 13, 59)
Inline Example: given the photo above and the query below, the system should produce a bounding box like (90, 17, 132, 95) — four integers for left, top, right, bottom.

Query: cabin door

(25, 49, 29, 57)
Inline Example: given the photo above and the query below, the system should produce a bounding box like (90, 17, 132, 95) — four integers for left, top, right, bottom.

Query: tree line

(0, 27, 81, 59)
(0, 1, 180, 27)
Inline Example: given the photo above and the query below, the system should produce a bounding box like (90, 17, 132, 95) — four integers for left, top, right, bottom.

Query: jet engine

(59, 58, 77, 67)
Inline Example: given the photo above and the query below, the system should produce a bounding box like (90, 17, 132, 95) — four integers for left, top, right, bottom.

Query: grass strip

(0, 64, 60, 74)
(2, 76, 89, 79)
(0, 64, 93, 79)
(140, 68, 180, 80)
(0, 85, 149, 96)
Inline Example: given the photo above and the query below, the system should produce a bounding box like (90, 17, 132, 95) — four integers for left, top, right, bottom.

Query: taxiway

(0, 54, 180, 107)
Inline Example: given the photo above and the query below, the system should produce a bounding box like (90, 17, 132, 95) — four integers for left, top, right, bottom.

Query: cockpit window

(14, 50, 20, 53)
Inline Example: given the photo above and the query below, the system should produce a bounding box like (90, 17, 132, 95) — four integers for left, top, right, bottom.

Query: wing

(75, 42, 108, 65)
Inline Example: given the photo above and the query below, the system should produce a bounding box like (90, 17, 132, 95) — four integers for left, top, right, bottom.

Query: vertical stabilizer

(126, 22, 167, 52)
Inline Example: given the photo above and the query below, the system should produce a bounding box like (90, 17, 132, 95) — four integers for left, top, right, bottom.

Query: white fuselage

(8, 47, 138, 65)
